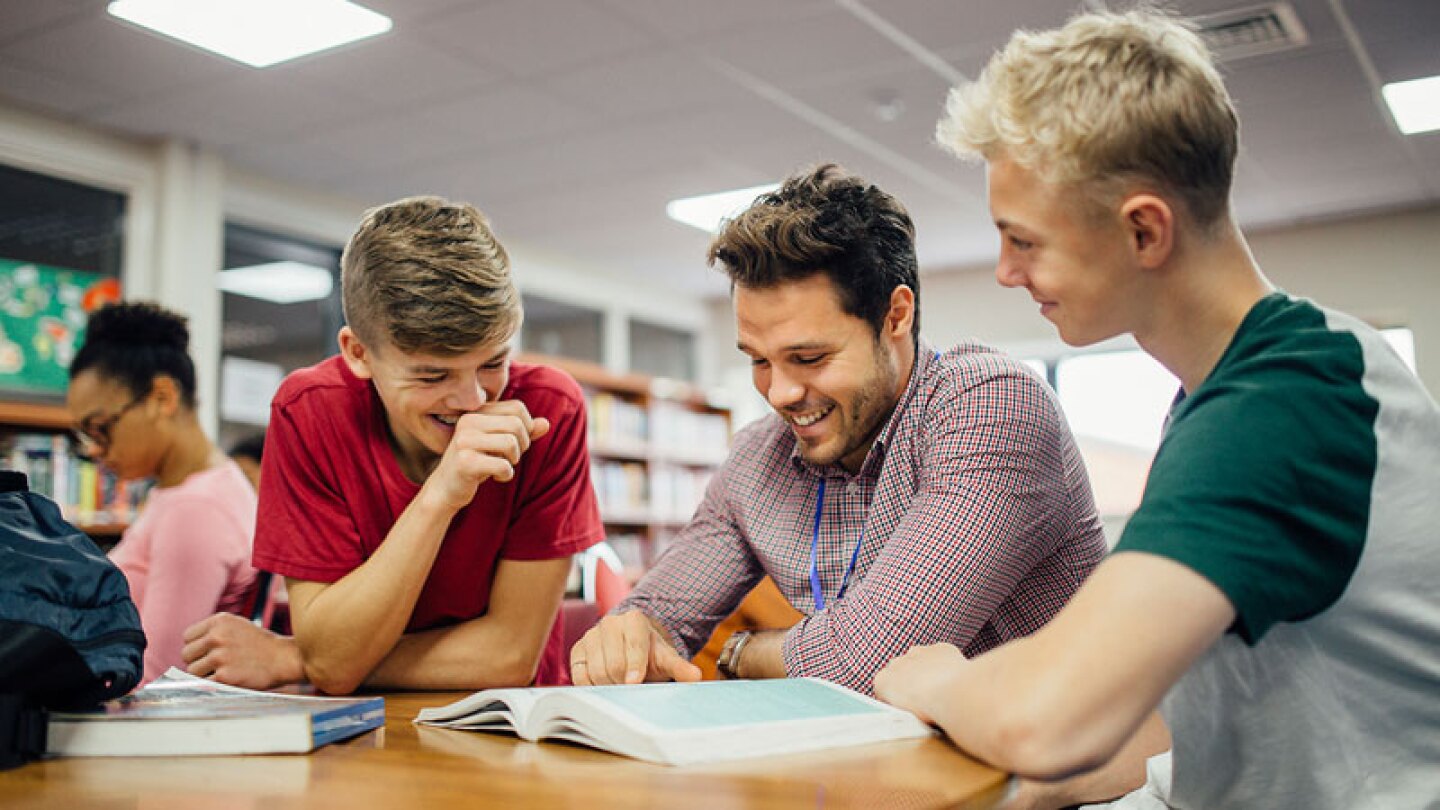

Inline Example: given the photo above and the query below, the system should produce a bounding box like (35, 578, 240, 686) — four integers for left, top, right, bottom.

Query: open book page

(413, 686, 548, 729)
(417, 678, 932, 766)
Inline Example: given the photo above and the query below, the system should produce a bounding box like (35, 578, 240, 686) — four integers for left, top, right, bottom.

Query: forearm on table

(290, 493, 457, 693)
(362, 615, 544, 690)
(1014, 711, 1170, 809)
(924, 557, 1230, 779)
(363, 555, 573, 690)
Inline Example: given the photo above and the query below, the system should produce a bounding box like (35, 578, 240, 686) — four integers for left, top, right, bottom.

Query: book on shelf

(45, 668, 385, 757)
(414, 677, 932, 766)
(2, 430, 143, 526)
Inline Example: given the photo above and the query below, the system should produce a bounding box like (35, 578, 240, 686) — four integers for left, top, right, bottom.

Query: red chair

(582, 542, 632, 616)
(561, 599, 599, 658)
(246, 571, 290, 634)
(561, 543, 632, 658)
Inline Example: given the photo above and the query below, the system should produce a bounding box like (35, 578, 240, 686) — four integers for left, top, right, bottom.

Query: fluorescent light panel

(107, 0, 392, 68)
(219, 261, 334, 304)
(666, 183, 780, 234)
(1382, 75, 1440, 135)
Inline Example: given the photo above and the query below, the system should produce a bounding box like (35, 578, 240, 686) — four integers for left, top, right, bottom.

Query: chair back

(578, 542, 632, 615)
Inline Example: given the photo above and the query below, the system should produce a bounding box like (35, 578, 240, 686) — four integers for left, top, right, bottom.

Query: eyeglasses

(72, 393, 147, 452)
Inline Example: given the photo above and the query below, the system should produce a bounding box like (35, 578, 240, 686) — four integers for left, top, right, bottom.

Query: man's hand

(873, 642, 969, 725)
(570, 610, 703, 685)
(182, 613, 305, 690)
(422, 401, 552, 512)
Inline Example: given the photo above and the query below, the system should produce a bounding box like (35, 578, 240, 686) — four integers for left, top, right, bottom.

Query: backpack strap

(0, 693, 46, 770)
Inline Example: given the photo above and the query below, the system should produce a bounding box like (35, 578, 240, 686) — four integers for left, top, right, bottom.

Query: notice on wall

(220, 355, 285, 426)
(0, 258, 120, 396)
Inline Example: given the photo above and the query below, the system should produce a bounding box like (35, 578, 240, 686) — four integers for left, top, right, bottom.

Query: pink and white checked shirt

(619, 340, 1107, 694)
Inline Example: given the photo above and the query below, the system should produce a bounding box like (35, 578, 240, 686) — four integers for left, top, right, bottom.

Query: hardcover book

(46, 668, 385, 757)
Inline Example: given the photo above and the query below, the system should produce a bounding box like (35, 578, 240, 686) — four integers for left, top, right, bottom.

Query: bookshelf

(517, 353, 732, 580)
(0, 399, 135, 540)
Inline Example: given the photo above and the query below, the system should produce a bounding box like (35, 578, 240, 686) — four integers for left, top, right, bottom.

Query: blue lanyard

(809, 477, 865, 612)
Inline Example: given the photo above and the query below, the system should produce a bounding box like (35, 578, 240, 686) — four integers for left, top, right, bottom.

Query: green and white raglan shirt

(1113, 293, 1440, 809)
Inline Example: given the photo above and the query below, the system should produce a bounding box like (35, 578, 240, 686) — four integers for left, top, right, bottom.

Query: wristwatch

(716, 631, 753, 680)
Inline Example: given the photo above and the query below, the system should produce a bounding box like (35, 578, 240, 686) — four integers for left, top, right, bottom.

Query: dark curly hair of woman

(70, 301, 197, 408)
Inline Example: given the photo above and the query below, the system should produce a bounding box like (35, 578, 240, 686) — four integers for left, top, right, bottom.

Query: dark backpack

(0, 470, 146, 769)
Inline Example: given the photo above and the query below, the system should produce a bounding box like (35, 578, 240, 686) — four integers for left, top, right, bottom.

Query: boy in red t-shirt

(182, 196, 604, 693)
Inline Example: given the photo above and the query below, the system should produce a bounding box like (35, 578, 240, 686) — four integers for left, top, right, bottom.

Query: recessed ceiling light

(1382, 75, 1440, 135)
(218, 261, 334, 304)
(107, 0, 392, 69)
(666, 183, 780, 234)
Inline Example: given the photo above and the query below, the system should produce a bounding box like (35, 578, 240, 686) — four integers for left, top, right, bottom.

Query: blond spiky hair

(938, 7, 1239, 230)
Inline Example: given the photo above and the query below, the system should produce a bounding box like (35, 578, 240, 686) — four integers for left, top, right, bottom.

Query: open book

(46, 668, 385, 757)
(415, 678, 932, 766)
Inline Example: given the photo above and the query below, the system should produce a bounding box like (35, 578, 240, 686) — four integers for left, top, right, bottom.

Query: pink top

(110, 460, 259, 684)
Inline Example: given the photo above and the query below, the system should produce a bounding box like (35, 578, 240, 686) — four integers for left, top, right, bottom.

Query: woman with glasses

(67, 301, 259, 685)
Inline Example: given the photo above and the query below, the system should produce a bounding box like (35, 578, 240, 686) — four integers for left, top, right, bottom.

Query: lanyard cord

(807, 350, 939, 612)
(809, 477, 865, 612)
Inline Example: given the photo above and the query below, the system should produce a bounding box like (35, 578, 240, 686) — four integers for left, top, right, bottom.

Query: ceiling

(2, 0, 1437, 300)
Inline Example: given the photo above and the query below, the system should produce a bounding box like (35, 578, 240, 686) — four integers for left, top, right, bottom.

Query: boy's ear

(1120, 193, 1176, 270)
(338, 327, 375, 381)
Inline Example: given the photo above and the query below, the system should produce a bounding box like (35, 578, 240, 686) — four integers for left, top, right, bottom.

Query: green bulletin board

(0, 258, 120, 396)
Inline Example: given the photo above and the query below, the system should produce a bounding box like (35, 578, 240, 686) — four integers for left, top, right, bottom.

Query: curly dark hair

(707, 164, 920, 342)
(70, 301, 196, 408)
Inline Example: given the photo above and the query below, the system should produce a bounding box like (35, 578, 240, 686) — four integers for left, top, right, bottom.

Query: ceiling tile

(0, 0, 94, 48)
(542, 48, 754, 120)
(698, 7, 910, 93)
(597, 0, 831, 42)
(414, 0, 657, 78)
(2, 13, 240, 98)
(262, 83, 588, 177)
(0, 57, 123, 117)
(266, 32, 500, 107)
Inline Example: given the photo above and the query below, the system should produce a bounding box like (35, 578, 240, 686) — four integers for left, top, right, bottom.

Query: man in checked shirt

(573, 163, 1165, 804)
(574, 163, 1112, 690)
(572, 164, 1168, 768)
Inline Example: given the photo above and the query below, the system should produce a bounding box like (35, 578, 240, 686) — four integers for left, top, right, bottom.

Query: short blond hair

(938, 8, 1238, 230)
(341, 196, 520, 355)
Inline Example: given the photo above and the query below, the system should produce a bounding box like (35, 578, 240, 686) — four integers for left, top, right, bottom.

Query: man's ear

(1120, 193, 1176, 270)
(337, 326, 375, 381)
(885, 285, 916, 341)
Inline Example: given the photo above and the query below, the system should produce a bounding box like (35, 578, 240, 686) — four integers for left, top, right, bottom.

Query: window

(520, 293, 602, 365)
(629, 319, 696, 382)
(1053, 350, 1180, 541)
(1041, 325, 1421, 543)
(1382, 327, 1416, 373)
(218, 223, 342, 448)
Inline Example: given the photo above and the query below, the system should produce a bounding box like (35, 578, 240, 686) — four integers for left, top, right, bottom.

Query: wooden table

(0, 692, 1011, 809)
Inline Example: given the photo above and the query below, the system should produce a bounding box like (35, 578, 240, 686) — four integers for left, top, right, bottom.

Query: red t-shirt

(252, 355, 603, 685)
